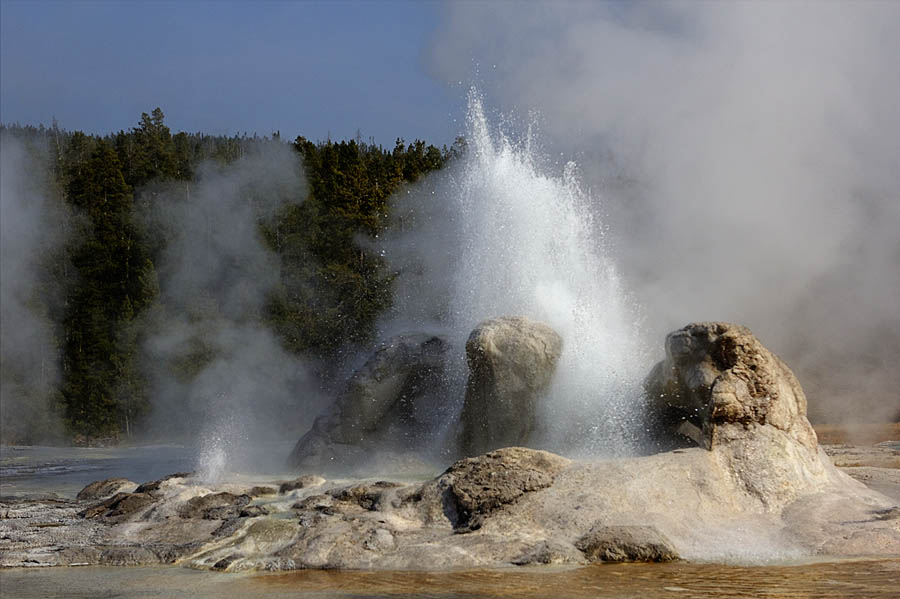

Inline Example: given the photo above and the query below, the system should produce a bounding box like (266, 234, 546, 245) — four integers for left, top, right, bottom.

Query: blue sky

(1, 0, 464, 146)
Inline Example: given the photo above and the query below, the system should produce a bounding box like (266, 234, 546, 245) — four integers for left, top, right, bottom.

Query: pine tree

(61, 140, 158, 439)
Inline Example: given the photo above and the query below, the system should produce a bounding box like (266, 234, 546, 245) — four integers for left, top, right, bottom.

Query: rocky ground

(1, 435, 897, 571)
(1, 323, 897, 571)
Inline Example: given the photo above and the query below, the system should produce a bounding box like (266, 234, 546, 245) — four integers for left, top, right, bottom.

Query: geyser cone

(383, 90, 650, 455)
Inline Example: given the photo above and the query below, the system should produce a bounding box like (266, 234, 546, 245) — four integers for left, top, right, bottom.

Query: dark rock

(211, 518, 245, 538)
(576, 525, 679, 562)
(434, 447, 569, 531)
(76, 478, 137, 501)
(79, 492, 155, 520)
(211, 553, 243, 571)
(458, 317, 563, 457)
(511, 540, 585, 565)
(289, 334, 451, 469)
(328, 481, 404, 511)
(152, 542, 205, 563)
(178, 492, 251, 520)
(279, 475, 326, 494)
(134, 472, 194, 494)
(99, 545, 160, 566)
(291, 494, 334, 512)
(245, 486, 277, 497)
(644, 322, 817, 451)
(239, 505, 269, 518)
(873, 506, 900, 521)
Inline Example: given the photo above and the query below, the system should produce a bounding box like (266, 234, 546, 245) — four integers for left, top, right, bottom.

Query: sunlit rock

(423, 447, 570, 532)
(76, 477, 137, 501)
(2, 324, 897, 571)
(644, 322, 817, 452)
(575, 525, 678, 562)
(458, 316, 563, 457)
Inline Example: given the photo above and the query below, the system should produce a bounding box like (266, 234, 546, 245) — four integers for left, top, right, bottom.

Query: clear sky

(0, 0, 464, 146)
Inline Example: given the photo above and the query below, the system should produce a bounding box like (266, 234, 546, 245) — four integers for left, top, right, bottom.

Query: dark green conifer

(61, 140, 157, 439)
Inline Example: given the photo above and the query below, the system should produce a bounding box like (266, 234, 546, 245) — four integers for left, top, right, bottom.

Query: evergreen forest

(0, 110, 456, 444)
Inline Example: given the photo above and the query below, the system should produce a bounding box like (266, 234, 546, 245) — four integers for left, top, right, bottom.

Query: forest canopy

(0, 110, 456, 444)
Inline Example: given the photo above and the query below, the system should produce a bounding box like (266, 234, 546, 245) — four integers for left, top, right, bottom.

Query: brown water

(2, 559, 899, 598)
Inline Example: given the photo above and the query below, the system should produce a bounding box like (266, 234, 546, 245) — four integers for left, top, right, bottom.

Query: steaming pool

(2, 444, 898, 598)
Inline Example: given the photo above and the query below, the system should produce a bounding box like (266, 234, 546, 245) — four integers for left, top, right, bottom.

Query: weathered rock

(178, 492, 251, 520)
(134, 472, 193, 495)
(279, 475, 326, 494)
(576, 525, 679, 562)
(99, 545, 161, 566)
(2, 436, 898, 570)
(328, 481, 404, 511)
(291, 494, 334, 513)
(644, 322, 817, 451)
(79, 492, 155, 520)
(458, 317, 563, 457)
(289, 334, 451, 469)
(76, 478, 137, 501)
(430, 447, 570, 531)
(239, 505, 269, 518)
(245, 486, 277, 497)
(2, 320, 897, 571)
(511, 540, 586, 565)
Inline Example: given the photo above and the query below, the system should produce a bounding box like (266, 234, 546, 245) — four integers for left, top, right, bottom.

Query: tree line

(0, 109, 455, 444)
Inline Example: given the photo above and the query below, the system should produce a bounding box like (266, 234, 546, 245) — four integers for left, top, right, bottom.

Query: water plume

(425, 2, 900, 425)
(381, 91, 649, 456)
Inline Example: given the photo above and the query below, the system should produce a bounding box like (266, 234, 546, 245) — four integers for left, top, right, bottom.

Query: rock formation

(2, 322, 897, 571)
(289, 334, 450, 470)
(575, 525, 678, 562)
(458, 316, 563, 456)
(644, 322, 817, 452)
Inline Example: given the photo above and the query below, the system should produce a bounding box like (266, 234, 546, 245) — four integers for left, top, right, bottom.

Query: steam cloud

(0, 134, 67, 443)
(378, 95, 649, 456)
(139, 142, 323, 477)
(425, 2, 900, 422)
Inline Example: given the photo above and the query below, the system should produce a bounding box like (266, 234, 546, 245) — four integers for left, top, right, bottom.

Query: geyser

(381, 90, 650, 456)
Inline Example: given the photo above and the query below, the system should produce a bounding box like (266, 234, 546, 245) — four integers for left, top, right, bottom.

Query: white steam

(0, 134, 66, 444)
(425, 2, 900, 422)
(380, 93, 649, 455)
(139, 142, 323, 479)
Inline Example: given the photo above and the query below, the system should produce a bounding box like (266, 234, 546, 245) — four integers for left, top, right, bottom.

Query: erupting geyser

(380, 90, 651, 457)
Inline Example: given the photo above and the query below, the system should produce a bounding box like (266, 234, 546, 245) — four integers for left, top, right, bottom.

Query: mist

(376, 94, 650, 456)
(0, 134, 67, 444)
(137, 141, 324, 477)
(425, 2, 900, 423)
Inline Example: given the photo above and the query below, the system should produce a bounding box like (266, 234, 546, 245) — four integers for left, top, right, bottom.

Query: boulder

(289, 334, 450, 469)
(278, 475, 326, 494)
(511, 540, 586, 565)
(79, 492, 155, 521)
(134, 472, 193, 495)
(575, 525, 679, 562)
(458, 317, 563, 457)
(76, 478, 137, 501)
(428, 447, 570, 532)
(644, 322, 817, 452)
(178, 492, 251, 520)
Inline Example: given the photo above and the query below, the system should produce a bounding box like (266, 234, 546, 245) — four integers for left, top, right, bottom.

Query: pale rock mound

(645, 322, 817, 452)
(3, 323, 897, 570)
(458, 316, 563, 457)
